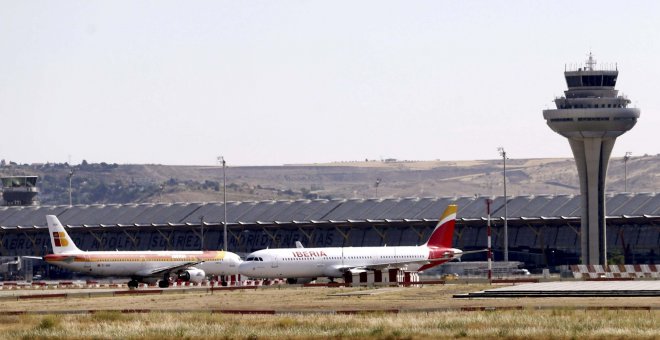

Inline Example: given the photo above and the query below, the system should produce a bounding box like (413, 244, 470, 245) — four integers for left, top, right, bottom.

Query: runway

(454, 280, 660, 298)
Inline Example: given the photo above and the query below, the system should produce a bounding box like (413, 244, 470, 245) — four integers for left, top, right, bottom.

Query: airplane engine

(323, 267, 344, 278)
(178, 268, 206, 283)
(286, 277, 314, 285)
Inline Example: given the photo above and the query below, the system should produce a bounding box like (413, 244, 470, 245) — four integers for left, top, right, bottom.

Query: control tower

(1, 176, 39, 206)
(543, 53, 640, 265)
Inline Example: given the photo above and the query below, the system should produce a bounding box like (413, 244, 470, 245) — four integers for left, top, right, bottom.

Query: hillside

(1, 155, 658, 205)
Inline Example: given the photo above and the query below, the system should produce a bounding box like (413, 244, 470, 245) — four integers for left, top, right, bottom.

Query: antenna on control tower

(586, 52, 597, 71)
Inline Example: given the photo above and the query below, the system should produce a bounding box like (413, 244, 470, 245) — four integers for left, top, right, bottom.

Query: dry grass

(1, 285, 659, 339)
(2, 284, 659, 312)
(0, 310, 658, 339)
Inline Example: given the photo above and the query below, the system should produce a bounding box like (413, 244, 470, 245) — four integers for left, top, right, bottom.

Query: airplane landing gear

(158, 279, 170, 288)
(128, 280, 139, 289)
(219, 275, 228, 287)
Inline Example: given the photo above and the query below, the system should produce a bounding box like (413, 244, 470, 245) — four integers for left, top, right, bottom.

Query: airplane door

(271, 255, 278, 268)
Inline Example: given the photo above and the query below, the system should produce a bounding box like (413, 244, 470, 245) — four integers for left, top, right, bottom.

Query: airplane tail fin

(46, 215, 82, 254)
(422, 205, 457, 248)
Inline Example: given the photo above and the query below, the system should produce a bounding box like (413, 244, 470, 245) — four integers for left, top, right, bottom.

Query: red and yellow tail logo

(52, 232, 69, 247)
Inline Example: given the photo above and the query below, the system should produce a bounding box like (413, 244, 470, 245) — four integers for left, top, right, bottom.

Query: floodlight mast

(200, 215, 204, 250)
(486, 198, 493, 283)
(218, 156, 228, 252)
(497, 147, 508, 264)
(67, 169, 74, 207)
(624, 152, 632, 192)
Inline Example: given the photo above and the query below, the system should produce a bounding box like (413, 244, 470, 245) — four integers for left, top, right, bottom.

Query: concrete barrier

(571, 264, 660, 279)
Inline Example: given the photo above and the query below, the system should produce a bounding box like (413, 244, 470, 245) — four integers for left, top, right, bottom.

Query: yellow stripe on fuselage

(46, 251, 226, 263)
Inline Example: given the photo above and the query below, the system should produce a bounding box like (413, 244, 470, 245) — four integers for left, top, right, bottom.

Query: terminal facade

(0, 194, 658, 276)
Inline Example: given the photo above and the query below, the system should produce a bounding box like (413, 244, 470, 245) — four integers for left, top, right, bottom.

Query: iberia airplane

(239, 204, 474, 283)
(43, 215, 242, 288)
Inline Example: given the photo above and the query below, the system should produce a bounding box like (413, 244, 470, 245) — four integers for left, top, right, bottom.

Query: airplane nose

(238, 262, 255, 276)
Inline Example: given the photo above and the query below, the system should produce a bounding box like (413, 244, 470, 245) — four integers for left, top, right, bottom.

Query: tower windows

(566, 76, 581, 87)
(577, 117, 609, 121)
(582, 75, 603, 86)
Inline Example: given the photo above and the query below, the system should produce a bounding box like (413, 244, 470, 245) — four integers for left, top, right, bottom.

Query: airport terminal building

(1, 193, 658, 274)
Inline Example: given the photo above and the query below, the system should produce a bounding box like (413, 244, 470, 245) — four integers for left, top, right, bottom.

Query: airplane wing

(367, 252, 463, 271)
(323, 266, 369, 275)
(330, 258, 437, 274)
(364, 258, 441, 271)
(135, 261, 203, 277)
(346, 267, 368, 274)
(330, 249, 488, 273)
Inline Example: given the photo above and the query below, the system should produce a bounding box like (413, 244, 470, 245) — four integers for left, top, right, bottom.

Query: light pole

(67, 169, 74, 207)
(497, 147, 508, 263)
(623, 152, 632, 192)
(200, 215, 204, 250)
(374, 178, 381, 198)
(218, 156, 228, 251)
(486, 198, 493, 283)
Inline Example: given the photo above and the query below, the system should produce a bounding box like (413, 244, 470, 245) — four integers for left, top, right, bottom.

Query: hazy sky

(1, 1, 658, 166)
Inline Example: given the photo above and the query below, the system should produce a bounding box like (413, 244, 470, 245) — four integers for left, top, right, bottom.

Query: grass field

(1, 284, 658, 339)
(1, 309, 658, 339)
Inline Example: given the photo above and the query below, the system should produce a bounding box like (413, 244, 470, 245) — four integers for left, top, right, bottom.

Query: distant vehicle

(512, 269, 531, 276)
(32, 274, 43, 281)
(239, 205, 484, 283)
(441, 273, 460, 280)
(42, 215, 242, 288)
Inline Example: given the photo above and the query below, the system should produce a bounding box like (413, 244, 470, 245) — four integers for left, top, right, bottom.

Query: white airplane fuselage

(240, 204, 467, 281)
(239, 245, 463, 279)
(44, 214, 243, 288)
(45, 250, 242, 277)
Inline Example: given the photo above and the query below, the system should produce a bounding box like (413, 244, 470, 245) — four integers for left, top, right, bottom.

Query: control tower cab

(543, 53, 640, 265)
(544, 53, 639, 138)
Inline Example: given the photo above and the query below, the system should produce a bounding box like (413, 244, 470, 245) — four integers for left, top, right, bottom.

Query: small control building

(1, 176, 39, 206)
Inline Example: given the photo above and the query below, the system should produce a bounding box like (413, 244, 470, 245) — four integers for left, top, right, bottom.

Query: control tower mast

(543, 53, 640, 265)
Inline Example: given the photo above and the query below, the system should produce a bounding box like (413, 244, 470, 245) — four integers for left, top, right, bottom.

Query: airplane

(239, 204, 476, 284)
(43, 215, 242, 288)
